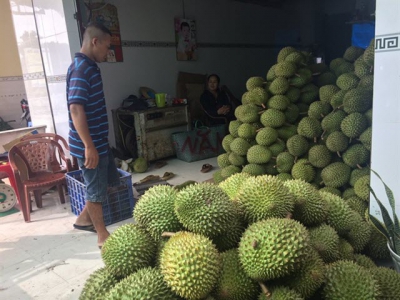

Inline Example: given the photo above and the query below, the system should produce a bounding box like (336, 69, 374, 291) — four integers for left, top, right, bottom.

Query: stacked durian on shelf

(80, 176, 400, 300)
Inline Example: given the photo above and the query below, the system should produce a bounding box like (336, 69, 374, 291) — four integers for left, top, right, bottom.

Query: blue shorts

(77, 149, 120, 203)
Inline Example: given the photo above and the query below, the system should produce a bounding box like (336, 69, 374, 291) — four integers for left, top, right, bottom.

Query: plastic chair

(20, 133, 78, 171)
(8, 139, 72, 222)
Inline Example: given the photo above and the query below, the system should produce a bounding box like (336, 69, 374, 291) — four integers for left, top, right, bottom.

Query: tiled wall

(0, 78, 27, 129)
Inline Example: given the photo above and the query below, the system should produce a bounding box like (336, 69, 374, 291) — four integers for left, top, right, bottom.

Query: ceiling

(234, 0, 289, 8)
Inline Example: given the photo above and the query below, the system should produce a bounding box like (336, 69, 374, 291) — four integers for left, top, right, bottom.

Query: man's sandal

(201, 164, 213, 173)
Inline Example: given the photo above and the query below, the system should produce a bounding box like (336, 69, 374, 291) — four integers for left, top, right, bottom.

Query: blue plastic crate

(66, 169, 135, 226)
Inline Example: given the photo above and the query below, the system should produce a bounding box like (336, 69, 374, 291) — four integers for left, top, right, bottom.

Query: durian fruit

(238, 218, 310, 281)
(212, 215, 246, 252)
(279, 248, 325, 299)
(342, 143, 370, 168)
(101, 224, 156, 278)
(277, 46, 297, 62)
(354, 175, 370, 201)
(284, 179, 326, 226)
(133, 185, 182, 241)
(340, 112, 368, 139)
(276, 172, 293, 181)
(325, 131, 349, 155)
(260, 109, 286, 128)
(338, 238, 355, 260)
(286, 134, 309, 158)
(230, 137, 252, 156)
(308, 145, 332, 168)
(258, 285, 304, 300)
(277, 124, 298, 141)
(308, 101, 332, 120)
(323, 260, 380, 300)
(359, 126, 372, 150)
(267, 64, 278, 81)
(343, 45, 364, 62)
(267, 95, 290, 111)
(212, 249, 260, 300)
(221, 165, 241, 178)
(242, 163, 266, 176)
(345, 211, 371, 252)
(345, 196, 368, 217)
(319, 85, 340, 103)
(269, 77, 290, 95)
(320, 191, 353, 235)
(321, 162, 351, 188)
(308, 223, 340, 263)
(268, 139, 286, 157)
(336, 73, 360, 91)
(105, 267, 180, 300)
(80, 267, 119, 300)
(255, 127, 279, 146)
(365, 108, 373, 126)
(363, 224, 391, 259)
(247, 87, 269, 107)
(289, 68, 312, 88)
(213, 170, 224, 184)
(342, 88, 373, 114)
(286, 86, 301, 102)
(317, 71, 337, 87)
(299, 83, 319, 104)
(222, 134, 234, 152)
(291, 159, 316, 183)
(174, 183, 237, 238)
(321, 110, 347, 138)
(352, 254, 376, 269)
(297, 117, 322, 142)
(229, 120, 242, 137)
(229, 152, 246, 167)
(238, 123, 257, 139)
(334, 60, 355, 77)
(246, 76, 265, 91)
(160, 231, 221, 300)
(275, 152, 295, 173)
(363, 39, 375, 66)
(247, 145, 272, 164)
(274, 61, 297, 78)
(236, 175, 294, 223)
(329, 58, 346, 71)
(219, 172, 252, 200)
(342, 187, 357, 199)
(217, 153, 231, 168)
(354, 57, 372, 78)
(330, 89, 347, 109)
(235, 104, 260, 123)
(319, 187, 341, 197)
(349, 167, 370, 186)
(370, 267, 400, 299)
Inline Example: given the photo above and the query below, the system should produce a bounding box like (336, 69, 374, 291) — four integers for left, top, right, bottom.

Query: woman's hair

(207, 74, 220, 84)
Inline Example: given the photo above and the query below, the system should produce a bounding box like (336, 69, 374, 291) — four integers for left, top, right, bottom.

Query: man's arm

(69, 104, 99, 169)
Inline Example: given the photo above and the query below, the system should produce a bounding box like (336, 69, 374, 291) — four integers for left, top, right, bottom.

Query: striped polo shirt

(66, 53, 109, 158)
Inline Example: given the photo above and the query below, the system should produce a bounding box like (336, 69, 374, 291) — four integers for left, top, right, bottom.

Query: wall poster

(75, 0, 123, 62)
(174, 18, 197, 61)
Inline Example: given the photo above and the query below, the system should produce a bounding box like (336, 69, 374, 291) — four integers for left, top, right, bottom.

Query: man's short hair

(180, 22, 190, 30)
(208, 74, 220, 84)
(83, 22, 112, 42)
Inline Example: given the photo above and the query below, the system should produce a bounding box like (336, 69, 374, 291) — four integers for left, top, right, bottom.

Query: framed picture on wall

(174, 18, 198, 61)
(75, 0, 123, 62)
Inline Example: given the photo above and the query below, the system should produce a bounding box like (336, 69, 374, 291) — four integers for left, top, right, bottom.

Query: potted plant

(368, 170, 400, 272)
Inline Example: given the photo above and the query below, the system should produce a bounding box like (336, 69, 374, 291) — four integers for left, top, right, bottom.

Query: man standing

(66, 22, 120, 249)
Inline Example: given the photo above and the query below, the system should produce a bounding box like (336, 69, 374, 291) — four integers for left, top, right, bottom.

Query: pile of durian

(214, 40, 375, 204)
(80, 176, 399, 300)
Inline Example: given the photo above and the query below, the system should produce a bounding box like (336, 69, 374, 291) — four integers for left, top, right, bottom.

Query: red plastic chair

(8, 139, 72, 222)
(20, 133, 78, 171)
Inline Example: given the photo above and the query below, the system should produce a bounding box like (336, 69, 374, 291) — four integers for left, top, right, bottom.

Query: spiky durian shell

(175, 183, 237, 238)
(320, 191, 354, 236)
(133, 185, 182, 241)
(219, 172, 253, 200)
(160, 231, 221, 300)
(284, 179, 327, 226)
(213, 249, 260, 300)
(105, 267, 180, 300)
(101, 224, 156, 278)
(338, 238, 354, 260)
(80, 267, 119, 300)
(309, 223, 340, 263)
(236, 175, 294, 224)
(352, 254, 376, 269)
(323, 260, 380, 300)
(371, 267, 400, 299)
(238, 218, 310, 281)
(258, 286, 304, 300)
(345, 211, 371, 252)
(278, 248, 325, 298)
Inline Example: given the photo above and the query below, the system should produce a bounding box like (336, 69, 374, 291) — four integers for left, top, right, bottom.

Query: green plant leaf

(368, 214, 390, 242)
(369, 185, 396, 243)
(370, 169, 400, 230)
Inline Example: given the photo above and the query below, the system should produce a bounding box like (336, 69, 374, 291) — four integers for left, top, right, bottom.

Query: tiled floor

(0, 157, 218, 300)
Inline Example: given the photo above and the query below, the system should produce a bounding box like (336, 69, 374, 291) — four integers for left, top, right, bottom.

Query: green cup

(155, 93, 166, 108)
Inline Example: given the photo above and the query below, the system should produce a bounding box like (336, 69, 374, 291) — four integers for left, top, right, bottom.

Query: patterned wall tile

(375, 33, 400, 53)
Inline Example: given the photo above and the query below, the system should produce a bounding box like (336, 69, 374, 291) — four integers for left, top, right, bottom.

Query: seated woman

(200, 74, 236, 125)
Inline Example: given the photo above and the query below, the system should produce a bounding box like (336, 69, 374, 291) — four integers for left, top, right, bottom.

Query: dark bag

(172, 121, 226, 162)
